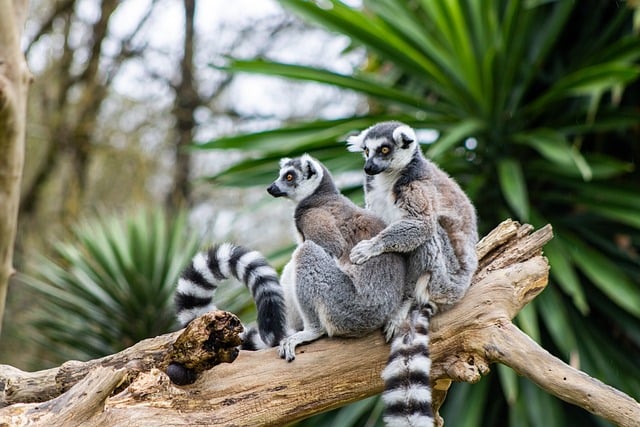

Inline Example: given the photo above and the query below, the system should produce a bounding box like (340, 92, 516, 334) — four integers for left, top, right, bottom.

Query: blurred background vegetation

(1, 1, 639, 426)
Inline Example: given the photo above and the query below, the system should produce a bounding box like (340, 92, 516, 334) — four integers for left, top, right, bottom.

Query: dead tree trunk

(0, 0, 31, 335)
(1, 220, 639, 426)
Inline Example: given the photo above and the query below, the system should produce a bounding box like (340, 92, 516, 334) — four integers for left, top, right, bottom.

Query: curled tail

(174, 243, 287, 347)
(381, 304, 435, 427)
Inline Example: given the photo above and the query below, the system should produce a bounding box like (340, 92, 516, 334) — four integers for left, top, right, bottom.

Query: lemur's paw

(350, 239, 378, 264)
(278, 338, 297, 362)
(383, 321, 401, 342)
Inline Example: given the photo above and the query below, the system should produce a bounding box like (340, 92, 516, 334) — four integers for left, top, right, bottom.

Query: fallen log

(1, 220, 638, 427)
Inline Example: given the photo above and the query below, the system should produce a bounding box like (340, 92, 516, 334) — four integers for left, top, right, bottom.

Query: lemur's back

(296, 193, 387, 265)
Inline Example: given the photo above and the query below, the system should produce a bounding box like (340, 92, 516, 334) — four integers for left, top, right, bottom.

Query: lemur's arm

(351, 181, 437, 264)
(299, 208, 348, 259)
(350, 218, 430, 264)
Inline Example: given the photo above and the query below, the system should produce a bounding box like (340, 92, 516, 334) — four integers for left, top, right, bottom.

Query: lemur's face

(347, 122, 417, 175)
(267, 154, 323, 203)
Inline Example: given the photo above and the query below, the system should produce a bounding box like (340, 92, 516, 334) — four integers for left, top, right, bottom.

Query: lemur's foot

(350, 239, 380, 264)
(279, 337, 297, 362)
(278, 329, 325, 362)
(383, 321, 402, 342)
(384, 303, 412, 342)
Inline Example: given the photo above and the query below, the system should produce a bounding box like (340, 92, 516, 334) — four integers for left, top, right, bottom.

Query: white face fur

(347, 123, 418, 175)
(267, 154, 324, 203)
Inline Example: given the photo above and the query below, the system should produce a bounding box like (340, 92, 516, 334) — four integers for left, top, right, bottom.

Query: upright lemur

(347, 121, 478, 427)
(267, 154, 405, 361)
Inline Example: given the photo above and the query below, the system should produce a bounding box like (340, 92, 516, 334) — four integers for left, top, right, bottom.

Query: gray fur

(349, 122, 478, 311)
(268, 154, 406, 361)
(348, 121, 478, 427)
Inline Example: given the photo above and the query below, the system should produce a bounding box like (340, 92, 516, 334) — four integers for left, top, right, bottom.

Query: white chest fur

(365, 174, 405, 224)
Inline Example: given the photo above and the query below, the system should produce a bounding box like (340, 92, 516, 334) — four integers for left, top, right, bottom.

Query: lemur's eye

(364, 148, 370, 156)
(381, 146, 390, 155)
(286, 173, 294, 182)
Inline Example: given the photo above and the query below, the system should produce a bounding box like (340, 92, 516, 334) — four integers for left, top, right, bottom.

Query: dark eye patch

(377, 144, 393, 155)
(284, 170, 297, 183)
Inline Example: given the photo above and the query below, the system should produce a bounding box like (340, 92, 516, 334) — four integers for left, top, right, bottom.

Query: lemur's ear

(300, 154, 318, 179)
(346, 132, 365, 152)
(279, 157, 292, 168)
(392, 125, 416, 149)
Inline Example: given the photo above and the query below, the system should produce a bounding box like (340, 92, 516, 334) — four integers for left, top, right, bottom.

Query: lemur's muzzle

(267, 183, 286, 197)
(364, 159, 384, 175)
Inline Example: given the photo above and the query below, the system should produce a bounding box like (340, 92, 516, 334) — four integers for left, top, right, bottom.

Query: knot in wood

(166, 311, 244, 385)
(446, 353, 489, 383)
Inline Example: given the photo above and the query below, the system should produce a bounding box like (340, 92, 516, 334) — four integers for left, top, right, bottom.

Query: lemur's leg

(279, 240, 354, 361)
(350, 219, 431, 264)
(352, 218, 475, 310)
(416, 226, 476, 310)
(280, 255, 303, 333)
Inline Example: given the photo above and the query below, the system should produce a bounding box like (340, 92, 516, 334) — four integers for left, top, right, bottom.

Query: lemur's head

(346, 121, 418, 175)
(267, 154, 324, 203)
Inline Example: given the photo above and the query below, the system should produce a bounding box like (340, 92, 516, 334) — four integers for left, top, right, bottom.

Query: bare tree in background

(166, 0, 200, 209)
(18, 0, 298, 219)
(20, 0, 155, 220)
(0, 0, 31, 334)
(0, 0, 348, 368)
(165, 0, 298, 210)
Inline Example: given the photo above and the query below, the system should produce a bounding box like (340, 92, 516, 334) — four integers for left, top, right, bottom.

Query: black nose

(364, 162, 383, 176)
(267, 183, 285, 197)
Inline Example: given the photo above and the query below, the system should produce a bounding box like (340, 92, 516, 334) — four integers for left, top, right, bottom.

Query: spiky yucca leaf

(21, 210, 200, 362)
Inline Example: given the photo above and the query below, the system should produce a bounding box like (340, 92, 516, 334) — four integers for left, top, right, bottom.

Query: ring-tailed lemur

(267, 154, 406, 361)
(347, 121, 478, 427)
(174, 243, 287, 349)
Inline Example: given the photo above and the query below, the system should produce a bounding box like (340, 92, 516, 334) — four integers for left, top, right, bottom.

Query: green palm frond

(197, 1, 640, 426)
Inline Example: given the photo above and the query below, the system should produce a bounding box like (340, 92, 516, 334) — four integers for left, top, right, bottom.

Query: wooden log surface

(1, 220, 639, 427)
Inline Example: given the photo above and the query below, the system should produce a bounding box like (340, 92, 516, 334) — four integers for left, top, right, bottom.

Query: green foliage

(20, 210, 200, 363)
(199, 0, 640, 426)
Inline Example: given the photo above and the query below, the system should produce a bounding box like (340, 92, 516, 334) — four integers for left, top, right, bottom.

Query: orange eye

(381, 146, 390, 155)
(364, 148, 370, 156)
(286, 173, 294, 182)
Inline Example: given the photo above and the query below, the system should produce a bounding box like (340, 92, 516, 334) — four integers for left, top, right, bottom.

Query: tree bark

(1, 220, 639, 426)
(0, 0, 31, 335)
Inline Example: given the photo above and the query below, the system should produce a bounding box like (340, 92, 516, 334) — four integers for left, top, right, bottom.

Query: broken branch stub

(166, 311, 244, 385)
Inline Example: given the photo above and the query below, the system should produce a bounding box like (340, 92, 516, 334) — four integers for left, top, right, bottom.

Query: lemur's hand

(350, 239, 381, 264)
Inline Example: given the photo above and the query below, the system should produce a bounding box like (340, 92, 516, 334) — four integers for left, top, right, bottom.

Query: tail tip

(166, 362, 198, 385)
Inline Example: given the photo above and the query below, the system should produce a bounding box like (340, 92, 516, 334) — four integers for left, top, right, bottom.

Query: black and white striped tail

(381, 304, 435, 427)
(174, 243, 287, 348)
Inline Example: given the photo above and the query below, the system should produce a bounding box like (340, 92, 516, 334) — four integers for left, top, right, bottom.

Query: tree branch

(488, 322, 640, 427)
(23, 0, 76, 54)
(1, 220, 639, 426)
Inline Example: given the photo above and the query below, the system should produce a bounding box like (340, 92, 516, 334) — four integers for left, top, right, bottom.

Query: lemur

(173, 154, 406, 359)
(347, 121, 478, 427)
(267, 154, 406, 361)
